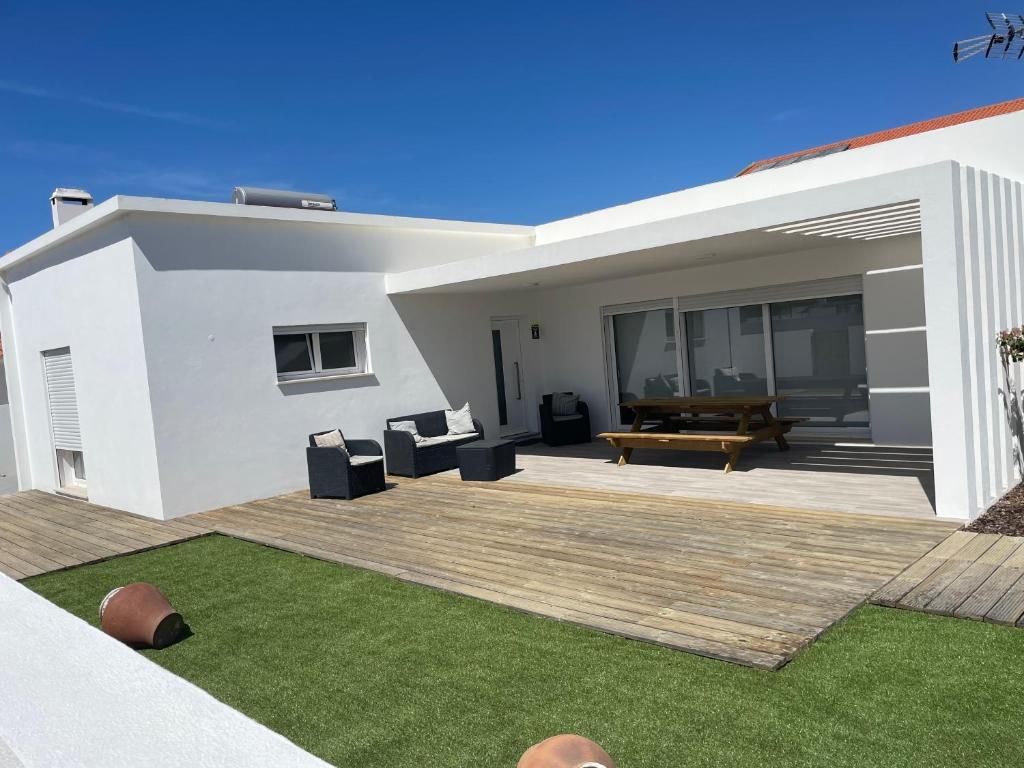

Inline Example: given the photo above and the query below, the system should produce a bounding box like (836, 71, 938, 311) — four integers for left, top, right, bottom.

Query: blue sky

(0, 1, 1019, 251)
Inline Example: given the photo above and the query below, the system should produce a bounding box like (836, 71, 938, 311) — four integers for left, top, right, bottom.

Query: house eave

(384, 162, 953, 295)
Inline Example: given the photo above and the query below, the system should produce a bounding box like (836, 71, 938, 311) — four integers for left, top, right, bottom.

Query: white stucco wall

(0, 573, 330, 768)
(922, 164, 1024, 520)
(0, 230, 165, 517)
(124, 214, 544, 518)
(535, 109, 1024, 244)
(0, 361, 19, 494)
(526, 236, 926, 440)
(863, 265, 931, 446)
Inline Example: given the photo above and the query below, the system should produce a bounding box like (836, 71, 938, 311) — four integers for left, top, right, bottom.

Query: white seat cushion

(552, 413, 584, 422)
(416, 432, 478, 448)
(349, 455, 383, 466)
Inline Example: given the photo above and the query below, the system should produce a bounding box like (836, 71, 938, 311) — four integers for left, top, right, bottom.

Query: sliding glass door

(770, 296, 869, 428)
(604, 290, 870, 434)
(684, 305, 768, 397)
(609, 308, 679, 423)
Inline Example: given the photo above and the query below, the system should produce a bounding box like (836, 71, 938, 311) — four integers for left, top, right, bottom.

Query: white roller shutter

(674, 275, 864, 313)
(43, 348, 82, 452)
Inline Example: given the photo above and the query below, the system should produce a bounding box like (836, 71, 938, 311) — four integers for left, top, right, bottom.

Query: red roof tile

(736, 97, 1024, 176)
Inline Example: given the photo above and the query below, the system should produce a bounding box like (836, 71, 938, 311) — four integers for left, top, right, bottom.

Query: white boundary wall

(0, 573, 330, 768)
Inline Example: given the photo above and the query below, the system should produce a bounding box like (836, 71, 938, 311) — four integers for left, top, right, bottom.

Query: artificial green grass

(26, 534, 1024, 768)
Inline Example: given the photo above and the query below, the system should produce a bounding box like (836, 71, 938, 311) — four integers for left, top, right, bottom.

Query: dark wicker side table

(456, 439, 516, 481)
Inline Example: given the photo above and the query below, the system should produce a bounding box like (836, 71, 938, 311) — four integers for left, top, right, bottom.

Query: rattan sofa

(383, 410, 484, 477)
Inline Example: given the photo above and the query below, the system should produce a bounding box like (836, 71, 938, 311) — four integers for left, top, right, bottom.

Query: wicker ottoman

(456, 439, 516, 481)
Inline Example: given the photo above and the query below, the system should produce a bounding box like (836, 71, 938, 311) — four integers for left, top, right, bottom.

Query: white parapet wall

(0, 573, 331, 768)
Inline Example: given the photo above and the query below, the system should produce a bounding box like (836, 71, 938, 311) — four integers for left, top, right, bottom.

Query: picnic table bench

(598, 396, 806, 473)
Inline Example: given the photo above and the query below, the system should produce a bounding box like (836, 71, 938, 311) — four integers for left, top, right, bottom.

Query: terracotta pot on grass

(100, 582, 185, 649)
(517, 734, 615, 768)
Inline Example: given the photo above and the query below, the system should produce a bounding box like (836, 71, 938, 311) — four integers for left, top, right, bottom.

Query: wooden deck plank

(0, 492, 208, 580)
(871, 531, 978, 607)
(984, 572, 1024, 625)
(872, 529, 1024, 627)
(925, 537, 1024, 615)
(896, 534, 1001, 610)
(954, 544, 1024, 620)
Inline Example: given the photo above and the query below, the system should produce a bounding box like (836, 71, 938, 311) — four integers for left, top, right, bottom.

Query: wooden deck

(512, 440, 938, 519)
(0, 480, 964, 669)
(191, 475, 956, 670)
(0, 491, 209, 579)
(872, 531, 1024, 625)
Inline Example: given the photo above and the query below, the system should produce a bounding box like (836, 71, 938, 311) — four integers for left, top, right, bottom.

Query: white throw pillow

(314, 429, 347, 450)
(445, 403, 475, 435)
(389, 420, 424, 443)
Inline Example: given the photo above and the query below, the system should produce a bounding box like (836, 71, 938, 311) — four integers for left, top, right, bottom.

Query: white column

(920, 162, 976, 519)
(0, 277, 31, 491)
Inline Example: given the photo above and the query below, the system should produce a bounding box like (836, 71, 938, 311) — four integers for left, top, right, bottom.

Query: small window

(272, 324, 369, 381)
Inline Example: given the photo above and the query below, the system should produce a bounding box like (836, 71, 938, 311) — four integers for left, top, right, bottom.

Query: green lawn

(26, 534, 1024, 768)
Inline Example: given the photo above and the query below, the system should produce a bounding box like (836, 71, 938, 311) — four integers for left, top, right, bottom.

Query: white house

(3, 98, 1024, 522)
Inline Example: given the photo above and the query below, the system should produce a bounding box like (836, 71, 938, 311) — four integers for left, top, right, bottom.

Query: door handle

(514, 361, 522, 400)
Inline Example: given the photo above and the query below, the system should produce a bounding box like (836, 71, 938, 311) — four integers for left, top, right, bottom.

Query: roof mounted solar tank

(232, 186, 337, 211)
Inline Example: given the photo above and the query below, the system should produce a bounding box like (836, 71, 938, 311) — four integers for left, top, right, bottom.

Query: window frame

(272, 323, 370, 382)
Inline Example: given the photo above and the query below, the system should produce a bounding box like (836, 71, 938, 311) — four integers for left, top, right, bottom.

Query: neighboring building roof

(736, 97, 1024, 176)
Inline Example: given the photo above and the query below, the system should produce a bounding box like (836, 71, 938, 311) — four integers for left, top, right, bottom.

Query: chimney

(50, 188, 94, 227)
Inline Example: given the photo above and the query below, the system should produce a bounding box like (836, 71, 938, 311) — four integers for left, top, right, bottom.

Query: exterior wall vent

(50, 188, 94, 228)
(232, 187, 337, 211)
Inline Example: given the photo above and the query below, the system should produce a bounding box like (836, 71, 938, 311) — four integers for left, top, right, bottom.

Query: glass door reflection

(612, 308, 679, 423)
(770, 295, 869, 428)
(685, 305, 768, 397)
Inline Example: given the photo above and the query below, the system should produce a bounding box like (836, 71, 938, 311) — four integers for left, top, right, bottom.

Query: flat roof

(385, 164, 944, 294)
(0, 195, 534, 274)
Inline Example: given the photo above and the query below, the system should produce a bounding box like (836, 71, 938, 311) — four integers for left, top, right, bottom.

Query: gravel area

(966, 482, 1024, 536)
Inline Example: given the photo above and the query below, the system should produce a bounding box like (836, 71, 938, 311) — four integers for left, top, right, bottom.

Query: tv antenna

(953, 12, 1024, 61)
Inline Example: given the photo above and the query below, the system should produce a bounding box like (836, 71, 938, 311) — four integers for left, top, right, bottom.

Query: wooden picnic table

(598, 395, 803, 473)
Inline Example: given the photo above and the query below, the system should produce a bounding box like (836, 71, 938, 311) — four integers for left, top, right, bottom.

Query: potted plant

(996, 327, 1024, 363)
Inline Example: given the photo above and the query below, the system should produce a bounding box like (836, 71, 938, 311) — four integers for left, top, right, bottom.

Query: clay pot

(100, 582, 185, 649)
(517, 734, 616, 768)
